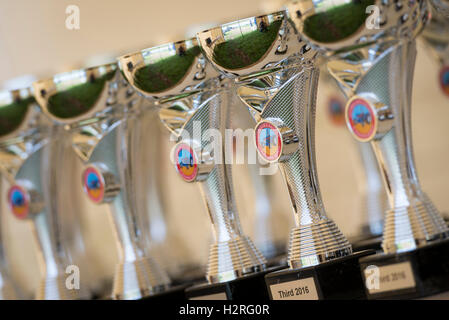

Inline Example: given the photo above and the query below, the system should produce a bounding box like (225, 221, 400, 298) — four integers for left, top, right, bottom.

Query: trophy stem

(105, 116, 171, 299)
(356, 142, 385, 236)
(0, 266, 18, 299)
(193, 90, 266, 284)
(200, 166, 267, 284)
(37, 137, 94, 299)
(247, 163, 278, 259)
(265, 66, 352, 268)
(31, 215, 70, 300)
(356, 41, 449, 253)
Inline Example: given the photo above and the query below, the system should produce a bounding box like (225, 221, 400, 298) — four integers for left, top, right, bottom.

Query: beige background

(0, 0, 448, 297)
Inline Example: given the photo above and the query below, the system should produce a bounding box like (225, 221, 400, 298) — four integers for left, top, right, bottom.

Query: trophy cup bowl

(32, 64, 172, 300)
(290, 0, 449, 298)
(119, 37, 270, 300)
(197, 10, 374, 300)
(0, 87, 88, 299)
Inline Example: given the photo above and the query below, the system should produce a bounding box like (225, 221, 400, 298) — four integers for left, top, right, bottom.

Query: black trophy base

(185, 266, 285, 300)
(266, 253, 288, 270)
(351, 235, 382, 252)
(265, 250, 375, 300)
(360, 238, 449, 299)
(171, 265, 206, 287)
(140, 284, 189, 301)
(100, 284, 189, 300)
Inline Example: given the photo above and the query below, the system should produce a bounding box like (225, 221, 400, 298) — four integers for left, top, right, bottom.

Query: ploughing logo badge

(175, 143, 198, 182)
(255, 121, 282, 162)
(8, 185, 29, 219)
(347, 98, 376, 141)
(82, 166, 105, 203)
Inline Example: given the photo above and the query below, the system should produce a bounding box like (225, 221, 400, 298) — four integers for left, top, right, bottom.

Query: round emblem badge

(255, 121, 282, 162)
(7, 185, 29, 219)
(439, 66, 449, 97)
(346, 97, 376, 142)
(174, 143, 198, 182)
(328, 95, 345, 126)
(82, 166, 105, 203)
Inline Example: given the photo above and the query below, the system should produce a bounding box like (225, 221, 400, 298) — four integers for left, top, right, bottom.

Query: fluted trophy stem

(88, 115, 170, 300)
(190, 90, 266, 284)
(199, 165, 243, 243)
(31, 214, 65, 299)
(356, 142, 386, 236)
(356, 41, 449, 253)
(29, 138, 83, 300)
(268, 67, 352, 269)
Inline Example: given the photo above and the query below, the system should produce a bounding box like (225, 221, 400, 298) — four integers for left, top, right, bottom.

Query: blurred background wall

(0, 0, 448, 297)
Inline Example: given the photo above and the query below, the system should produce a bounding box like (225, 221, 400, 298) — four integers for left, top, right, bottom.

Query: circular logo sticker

(174, 143, 198, 182)
(328, 95, 345, 126)
(7, 185, 29, 219)
(439, 66, 449, 97)
(82, 166, 105, 203)
(255, 121, 282, 162)
(346, 98, 376, 141)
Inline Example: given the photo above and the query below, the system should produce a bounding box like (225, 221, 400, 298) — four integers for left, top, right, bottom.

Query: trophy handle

(84, 115, 170, 299)
(350, 40, 449, 253)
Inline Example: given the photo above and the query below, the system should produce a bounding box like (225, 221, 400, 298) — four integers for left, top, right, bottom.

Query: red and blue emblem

(346, 98, 376, 141)
(7, 185, 29, 219)
(255, 121, 282, 162)
(174, 143, 198, 182)
(439, 66, 449, 98)
(82, 166, 105, 203)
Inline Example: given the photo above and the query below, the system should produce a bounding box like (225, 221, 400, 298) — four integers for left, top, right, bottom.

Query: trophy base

(171, 265, 205, 287)
(351, 235, 382, 252)
(101, 285, 189, 300)
(36, 275, 92, 300)
(140, 284, 189, 301)
(267, 254, 288, 269)
(185, 267, 285, 300)
(258, 242, 288, 268)
(360, 238, 449, 299)
(265, 250, 374, 300)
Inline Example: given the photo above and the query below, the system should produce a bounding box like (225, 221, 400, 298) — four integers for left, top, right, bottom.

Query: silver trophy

(198, 10, 371, 300)
(0, 87, 87, 299)
(33, 64, 171, 300)
(120, 38, 268, 299)
(291, 0, 449, 298)
(230, 90, 290, 264)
